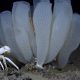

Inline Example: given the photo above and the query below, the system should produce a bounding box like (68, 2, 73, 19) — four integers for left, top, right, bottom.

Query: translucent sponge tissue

(0, 0, 80, 69)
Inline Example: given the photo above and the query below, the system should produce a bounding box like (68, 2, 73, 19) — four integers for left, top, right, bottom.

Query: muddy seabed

(0, 46, 80, 80)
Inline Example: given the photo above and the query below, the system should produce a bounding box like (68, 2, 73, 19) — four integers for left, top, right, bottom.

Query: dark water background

(0, 0, 80, 14)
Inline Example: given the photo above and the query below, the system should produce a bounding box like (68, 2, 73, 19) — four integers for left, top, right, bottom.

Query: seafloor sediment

(0, 46, 80, 80)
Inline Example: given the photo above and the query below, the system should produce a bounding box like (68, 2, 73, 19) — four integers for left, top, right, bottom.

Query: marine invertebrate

(0, 10, 26, 63)
(33, 0, 73, 69)
(0, 0, 79, 70)
(46, 0, 73, 63)
(58, 13, 80, 68)
(0, 46, 19, 70)
(33, 1, 52, 69)
(12, 1, 36, 63)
